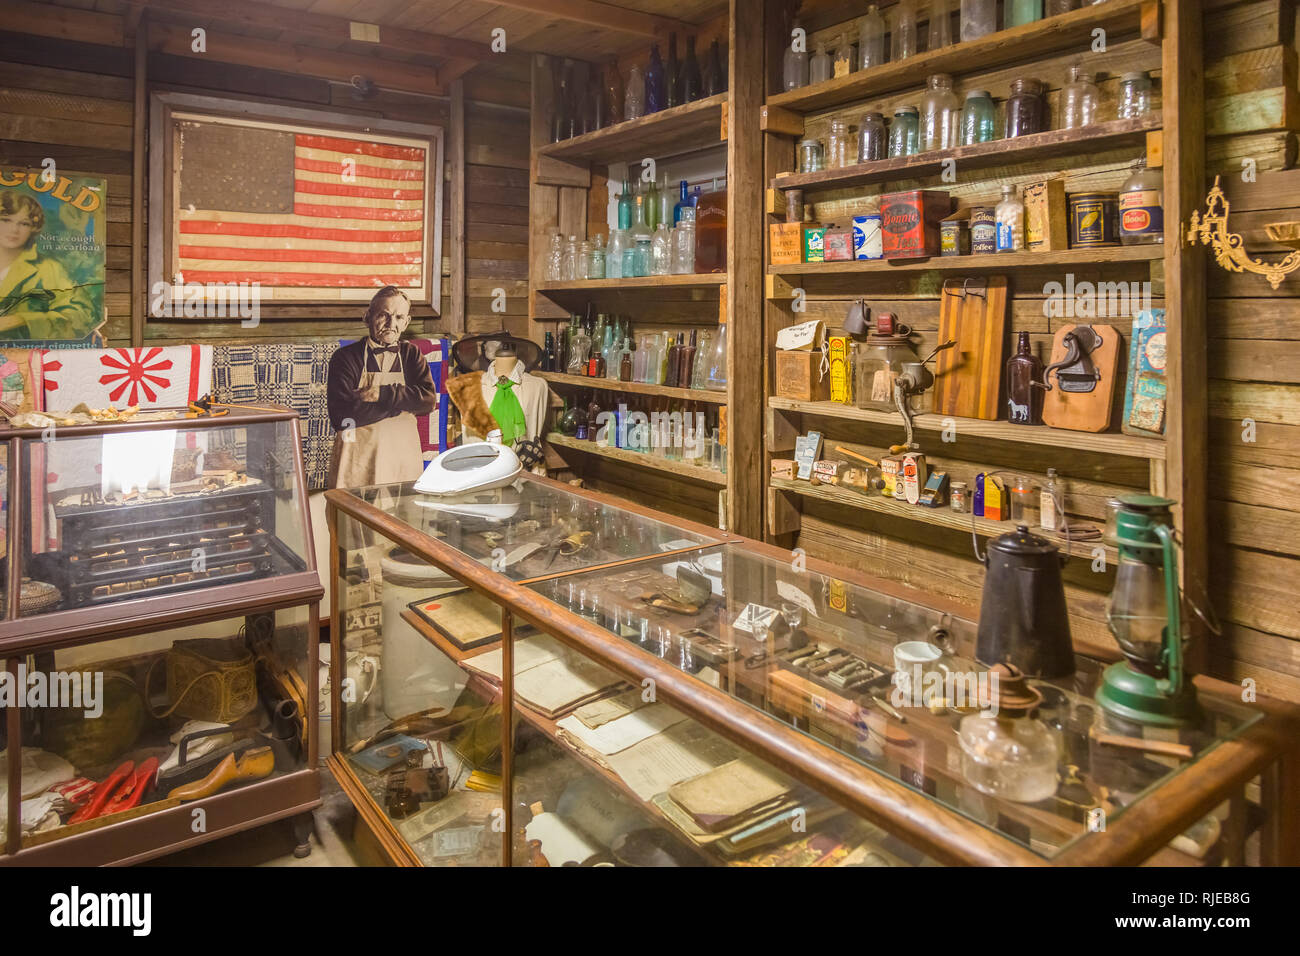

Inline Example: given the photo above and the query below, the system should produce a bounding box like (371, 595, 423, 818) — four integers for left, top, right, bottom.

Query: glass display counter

(325, 475, 1299, 867)
(0, 407, 322, 865)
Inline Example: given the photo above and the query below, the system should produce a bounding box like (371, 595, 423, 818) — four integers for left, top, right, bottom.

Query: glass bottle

(665, 34, 681, 109)
(633, 335, 649, 382)
(562, 234, 579, 280)
(672, 219, 696, 274)
(893, 0, 918, 61)
(673, 179, 691, 224)
(798, 137, 826, 172)
(858, 111, 888, 162)
(603, 60, 624, 126)
(586, 68, 605, 134)
(1005, 77, 1045, 138)
(576, 239, 592, 280)
(783, 21, 809, 91)
(664, 334, 682, 388)
(995, 185, 1025, 252)
(587, 234, 606, 280)
(645, 44, 666, 113)
(1119, 159, 1164, 245)
(645, 176, 661, 231)
(889, 106, 920, 157)
(558, 395, 579, 435)
(625, 65, 645, 120)
(1118, 71, 1153, 120)
(545, 232, 564, 281)
(705, 320, 728, 391)
(629, 191, 653, 275)
(542, 331, 556, 372)
(705, 38, 727, 96)
(551, 60, 572, 142)
(928, 0, 954, 48)
(633, 233, 653, 277)
(961, 89, 996, 145)
(1046, 0, 1077, 13)
(682, 36, 703, 102)
(958, 665, 1058, 803)
(960, 0, 997, 41)
(1061, 65, 1100, 128)
(620, 339, 634, 382)
(859, 8, 885, 69)
(607, 228, 626, 279)
(677, 330, 698, 389)
(920, 73, 959, 151)
(809, 41, 832, 85)
(657, 172, 674, 228)
(1004, 331, 1045, 425)
(567, 321, 592, 375)
(1040, 468, 1061, 531)
(828, 118, 851, 168)
(651, 222, 672, 275)
(694, 185, 727, 274)
(833, 32, 855, 77)
(692, 331, 712, 388)
(589, 314, 607, 377)
(1005, 0, 1042, 28)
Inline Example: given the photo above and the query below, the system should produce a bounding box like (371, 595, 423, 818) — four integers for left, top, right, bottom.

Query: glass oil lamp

(1095, 495, 1201, 727)
(958, 663, 1059, 803)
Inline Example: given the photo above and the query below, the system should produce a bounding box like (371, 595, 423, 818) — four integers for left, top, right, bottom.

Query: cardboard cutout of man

(327, 286, 436, 488)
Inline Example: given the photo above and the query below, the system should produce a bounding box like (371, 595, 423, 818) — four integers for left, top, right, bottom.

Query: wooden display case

(0, 406, 322, 866)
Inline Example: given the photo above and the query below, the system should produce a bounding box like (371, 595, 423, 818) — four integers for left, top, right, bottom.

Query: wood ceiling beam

(486, 0, 693, 37)
(147, 21, 443, 96)
(5, 0, 124, 46)
(129, 0, 493, 62)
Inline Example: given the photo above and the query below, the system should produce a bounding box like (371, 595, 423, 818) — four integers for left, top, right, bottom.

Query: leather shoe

(168, 746, 275, 802)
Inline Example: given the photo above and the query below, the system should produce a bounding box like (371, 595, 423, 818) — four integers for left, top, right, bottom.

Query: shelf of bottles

(541, 312, 728, 395)
(770, 0, 1148, 113)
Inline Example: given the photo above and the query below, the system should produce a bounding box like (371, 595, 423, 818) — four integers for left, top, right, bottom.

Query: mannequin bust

(467, 340, 548, 454)
(492, 350, 519, 378)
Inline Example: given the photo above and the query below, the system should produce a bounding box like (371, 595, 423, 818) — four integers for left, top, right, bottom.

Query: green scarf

(489, 377, 527, 446)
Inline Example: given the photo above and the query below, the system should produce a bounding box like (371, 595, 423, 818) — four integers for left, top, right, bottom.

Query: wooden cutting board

(932, 276, 1008, 420)
(1042, 323, 1121, 432)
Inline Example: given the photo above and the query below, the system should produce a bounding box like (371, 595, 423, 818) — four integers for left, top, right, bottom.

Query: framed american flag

(149, 92, 444, 314)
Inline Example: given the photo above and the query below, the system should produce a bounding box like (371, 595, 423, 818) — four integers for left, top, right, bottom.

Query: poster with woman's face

(0, 166, 107, 345)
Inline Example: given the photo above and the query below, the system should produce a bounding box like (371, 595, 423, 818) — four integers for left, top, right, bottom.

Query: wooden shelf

(539, 371, 728, 404)
(535, 93, 728, 165)
(537, 273, 727, 293)
(772, 117, 1162, 192)
(768, 245, 1163, 277)
(766, 0, 1149, 115)
(546, 432, 727, 487)
(771, 477, 1116, 562)
(768, 397, 1167, 460)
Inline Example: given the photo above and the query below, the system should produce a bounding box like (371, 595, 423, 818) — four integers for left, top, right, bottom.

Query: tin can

(941, 220, 969, 256)
(853, 214, 883, 260)
(970, 207, 997, 254)
(1069, 192, 1121, 248)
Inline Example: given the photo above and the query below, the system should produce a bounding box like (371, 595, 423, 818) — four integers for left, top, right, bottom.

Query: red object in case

(881, 190, 952, 259)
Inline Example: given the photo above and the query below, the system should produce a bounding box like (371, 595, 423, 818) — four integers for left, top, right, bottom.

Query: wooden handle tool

(834, 445, 879, 467)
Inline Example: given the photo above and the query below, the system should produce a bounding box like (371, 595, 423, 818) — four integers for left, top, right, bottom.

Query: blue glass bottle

(645, 44, 666, 114)
(673, 180, 690, 224)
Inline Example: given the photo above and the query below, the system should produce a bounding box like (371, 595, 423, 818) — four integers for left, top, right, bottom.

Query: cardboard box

(824, 228, 855, 261)
(881, 189, 951, 259)
(1024, 179, 1068, 251)
(804, 225, 827, 262)
(776, 349, 829, 401)
(770, 458, 796, 481)
(769, 221, 804, 264)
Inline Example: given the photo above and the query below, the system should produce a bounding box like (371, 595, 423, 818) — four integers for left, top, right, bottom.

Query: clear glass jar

(950, 481, 969, 512)
(1061, 65, 1100, 128)
(783, 26, 809, 90)
(892, 0, 918, 61)
(576, 239, 592, 280)
(853, 330, 917, 410)
(1119, 159, 1164, 245)
(961, 89, 996, 145)
(859, 7, 886, 69)
(606, 228, 626, 279)
(929, 0, 954, 48)
(995, 185, 1025, 252)
(587, 234, 606, 280)
(562, 234, 579, 280)
(828, 119, 851, 168)
(671, 221, 696, 274)
(809, 41, 832, 84)
(1005, 0, 1042, 28)
(858, 111, 888, 162)
(545, 232, 564, 281)
(960, 0, 997, 40)
(889, 107, 919, 157)
(1118, 71, 1153, 119)
(1005, 77, 1045, 138)
(920, 73, 959, 152)
(633, 235, 652, 277)
(798, 137, 826, 173)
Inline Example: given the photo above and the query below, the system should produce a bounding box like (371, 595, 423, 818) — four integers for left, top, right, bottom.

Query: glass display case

(326, 475, 1299, 867)
(0, 407, 322, 865)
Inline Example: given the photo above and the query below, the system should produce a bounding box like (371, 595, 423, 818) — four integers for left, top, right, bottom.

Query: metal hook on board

(942, 277, 988, 301)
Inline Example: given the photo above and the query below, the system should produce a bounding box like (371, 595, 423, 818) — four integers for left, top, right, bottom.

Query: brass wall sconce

(1186, 175, 1300, 290)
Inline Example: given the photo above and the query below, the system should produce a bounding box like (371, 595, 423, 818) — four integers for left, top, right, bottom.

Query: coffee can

(853, 214, 883, 260)
(1069, 192, 1121, 247)
(970, 207, 997, 254)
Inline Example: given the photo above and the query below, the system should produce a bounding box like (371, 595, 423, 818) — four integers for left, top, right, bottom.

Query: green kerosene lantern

(1095, 495, 1201, 727)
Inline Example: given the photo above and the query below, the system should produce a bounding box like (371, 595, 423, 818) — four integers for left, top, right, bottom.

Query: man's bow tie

(372, 345, 399, 354)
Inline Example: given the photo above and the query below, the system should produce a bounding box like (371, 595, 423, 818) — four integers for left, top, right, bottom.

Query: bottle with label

(1040, 467, 1061, 531)
(1119, 159, 1164, 245)
(1005, 331, 1045, 425)
(995, 185, 1025, 252)
(694, 185, 728, 273)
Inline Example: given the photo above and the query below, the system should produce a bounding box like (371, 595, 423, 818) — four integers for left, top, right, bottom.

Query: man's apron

(329, 346, 423, 489)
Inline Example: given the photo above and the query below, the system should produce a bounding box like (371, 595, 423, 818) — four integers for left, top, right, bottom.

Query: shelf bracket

(1140, 0, 1162, 42)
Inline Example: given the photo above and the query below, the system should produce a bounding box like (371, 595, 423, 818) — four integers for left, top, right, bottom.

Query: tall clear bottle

(545, 231, 564, 281)
(783, 21, 809, 90)
(920, 73, 960, 151)
(892, 0, 918, 61)
(628, 189, 653, 276)
(859, 6, 886, 69)
(960, 0, 997, 40)
(603, 60, 624, 126)
(624, 65, 645, 119)
(651, 222, 672, 275)
(705, 320, 728, 391)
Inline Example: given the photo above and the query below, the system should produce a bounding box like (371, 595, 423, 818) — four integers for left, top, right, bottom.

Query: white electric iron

(414, 430, 522, 496)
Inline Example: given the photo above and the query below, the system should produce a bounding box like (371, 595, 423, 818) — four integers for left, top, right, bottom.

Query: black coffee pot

(976, 524, 1075, 678)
